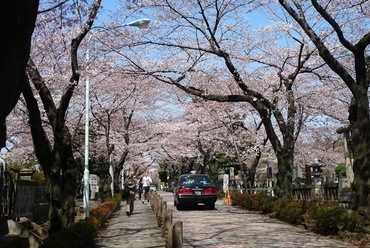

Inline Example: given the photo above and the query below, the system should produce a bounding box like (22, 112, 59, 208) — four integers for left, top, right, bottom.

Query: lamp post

(83, 18, 150, 218)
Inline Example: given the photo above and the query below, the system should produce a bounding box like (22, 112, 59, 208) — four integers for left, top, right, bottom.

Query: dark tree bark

(167, 45, 306, 198)
(21, 0, 102, 232)
(246, 149, 262, 189)
(134, 1, 313, 198)
(278, 0, 370, 217)
(24, 62, 79, 233)
(0, 0, 39, 147)
(115, 109, 134, 189)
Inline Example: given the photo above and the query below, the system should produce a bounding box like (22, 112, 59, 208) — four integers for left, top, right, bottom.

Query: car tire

(209, 203, 215, 210)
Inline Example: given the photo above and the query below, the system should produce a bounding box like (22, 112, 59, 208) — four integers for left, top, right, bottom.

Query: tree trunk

(23, 74, 78, 233)
(246, 152, 261, 188)
(275, 152, 294, 198)
(349, 91, 370, 217)
(0, 0, 38, 147)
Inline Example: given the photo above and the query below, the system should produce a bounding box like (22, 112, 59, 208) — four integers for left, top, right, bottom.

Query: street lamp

(83, 18, 150, 218)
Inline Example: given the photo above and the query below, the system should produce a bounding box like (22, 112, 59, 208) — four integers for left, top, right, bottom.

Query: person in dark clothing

(138, 176, 143, 200)
(124, 171, 136, 216)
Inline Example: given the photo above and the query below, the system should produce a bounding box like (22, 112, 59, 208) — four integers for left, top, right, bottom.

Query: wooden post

(173, 221, 183, 248)
(156, 197, 163, 227)
(160, 201, 167, 235)
(164, 209, 173, 248)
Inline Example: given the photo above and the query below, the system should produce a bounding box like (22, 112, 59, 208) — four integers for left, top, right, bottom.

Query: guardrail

(149, 190, 183, 248)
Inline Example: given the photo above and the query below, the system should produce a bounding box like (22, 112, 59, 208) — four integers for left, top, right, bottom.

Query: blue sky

(99, 1, 270, 27)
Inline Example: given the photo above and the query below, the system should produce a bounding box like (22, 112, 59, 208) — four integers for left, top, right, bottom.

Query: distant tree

(111, 0, 346, 198)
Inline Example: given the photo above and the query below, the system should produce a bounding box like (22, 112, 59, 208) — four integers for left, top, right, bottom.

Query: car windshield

(178, 175, 212, 187)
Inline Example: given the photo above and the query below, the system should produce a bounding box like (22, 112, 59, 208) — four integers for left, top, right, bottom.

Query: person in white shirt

(141, 172, 152, 203)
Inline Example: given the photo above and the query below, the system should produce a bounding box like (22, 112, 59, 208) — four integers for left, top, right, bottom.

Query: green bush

(230, 192, 277, 214)
(306, 205, 343, 235)
(306, 204, 369, 235)
(273, 198, 304, 225)
(341, 210, 369, 233)
(40, 219, 98, 248)
(230, 191, 244, 206)
(230, 192, 369, 237)
(259, 195, 277, 214)
(245, 194, 264, 211)
(40, 193, 121, 248)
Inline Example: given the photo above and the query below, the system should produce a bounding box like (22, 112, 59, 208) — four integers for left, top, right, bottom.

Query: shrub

(250, 194, 266, 211)
(40, 219, 98, 248)
(259, 195, 277, 214)
(240, 194, 252, 209)
(306, 204, 369, 235)
(90, 201, 117, 224)
(230, 191, 244, 206)
(340, 210, 368, 233)
(242, 194, 265, 211)
(230, 192, 277, 214)
(40, 193, 121, 248)
(273, 198, 304, 225)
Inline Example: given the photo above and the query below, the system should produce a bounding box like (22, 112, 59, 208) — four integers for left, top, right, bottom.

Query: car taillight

(203, 188, 217, 194)
(178, 188, 192, 195)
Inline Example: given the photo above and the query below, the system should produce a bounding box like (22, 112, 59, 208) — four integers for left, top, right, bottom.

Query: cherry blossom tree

(19, 0, 103, 232)
(86, 69, 165, 194)
(182, 99, 269, 187)
(110, 0, 347, 198)
(277, 0, 370, 218)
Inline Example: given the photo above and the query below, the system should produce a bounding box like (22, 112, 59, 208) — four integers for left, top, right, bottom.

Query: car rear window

(178, 175, 212, 187)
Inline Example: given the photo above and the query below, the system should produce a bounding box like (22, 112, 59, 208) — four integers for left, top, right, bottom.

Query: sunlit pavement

(93, 191, 357, 248)
(159, 191, 357, 248)
(94, 197, 163, 248)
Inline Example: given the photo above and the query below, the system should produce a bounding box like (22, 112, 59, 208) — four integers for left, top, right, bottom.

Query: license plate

(194, 191, 202, 195)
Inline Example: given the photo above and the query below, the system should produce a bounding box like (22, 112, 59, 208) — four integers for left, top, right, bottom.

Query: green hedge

(305, 204, 368, 235)
(273, 198, 304, 225)
(230, 191, 370, 237)
(40, 193, 122, 248)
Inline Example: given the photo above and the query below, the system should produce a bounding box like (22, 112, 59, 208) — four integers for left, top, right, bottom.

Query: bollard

(152, 193, 158, 211)
(154, 195, 159, 216)
(148, 190, 154, 205)
(156, 198, 162, 227)
(164, 209, 173, 248)
(173, 221, 183, 248)
(160, 202, 168, 237)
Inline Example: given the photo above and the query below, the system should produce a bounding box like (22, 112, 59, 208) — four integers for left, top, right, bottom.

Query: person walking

(138, 176, 143, 200)
(170, 180, 176, 193)
(124, 171, 136, 216)
(141, 172, 152, 204)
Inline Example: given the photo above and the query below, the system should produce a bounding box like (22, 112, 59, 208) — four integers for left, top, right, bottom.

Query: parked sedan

(174, 174, 217, 210)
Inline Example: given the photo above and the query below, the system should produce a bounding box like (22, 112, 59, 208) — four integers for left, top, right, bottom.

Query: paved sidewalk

(93, 191, 358, 248)
(94, 198, 164, 248)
